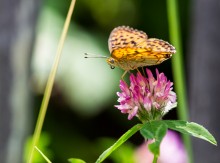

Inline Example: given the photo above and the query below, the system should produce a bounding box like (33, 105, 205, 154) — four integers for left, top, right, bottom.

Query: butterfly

(85, 26, 176, 77)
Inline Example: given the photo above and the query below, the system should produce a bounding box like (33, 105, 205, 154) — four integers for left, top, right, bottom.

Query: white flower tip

(163, 102, 178, 115)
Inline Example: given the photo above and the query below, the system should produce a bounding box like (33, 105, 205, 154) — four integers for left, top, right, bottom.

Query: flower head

(115, 68, 177, 121)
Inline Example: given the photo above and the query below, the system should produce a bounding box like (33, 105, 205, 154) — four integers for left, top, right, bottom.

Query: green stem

(153, 155, 158, 163)
(166, 0, 193, 162)
(27, 0, 76, 162)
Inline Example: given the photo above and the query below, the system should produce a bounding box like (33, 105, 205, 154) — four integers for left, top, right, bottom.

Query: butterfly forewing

(108, 26, 148, 53)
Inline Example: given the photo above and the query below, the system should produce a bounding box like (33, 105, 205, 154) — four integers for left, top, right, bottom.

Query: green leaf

(164, 120, 217, 145)
(95, 124, 143, 163)
(139, 126, 154, 139)
(140, 121, 168, 163)
(68, 158, 86, 163)
(148, 122, 167, 153)
(97, 138, 135, 163)
(140, 122, 157, 140)
(140, 121, 167, 140)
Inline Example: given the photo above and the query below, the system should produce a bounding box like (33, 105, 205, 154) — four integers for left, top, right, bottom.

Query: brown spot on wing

(146, 38, 176, 54)
(108, 26, 148, 53)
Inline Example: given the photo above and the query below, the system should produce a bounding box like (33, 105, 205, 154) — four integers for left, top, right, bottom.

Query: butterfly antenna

(84, 53, 108, 59)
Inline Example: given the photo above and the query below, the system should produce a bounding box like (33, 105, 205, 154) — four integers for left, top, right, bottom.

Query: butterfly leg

(136, 68, 141, 74)
(136, 68, 146, 77)
(121, 70, 128, 80)
(141, 67, 147, 77)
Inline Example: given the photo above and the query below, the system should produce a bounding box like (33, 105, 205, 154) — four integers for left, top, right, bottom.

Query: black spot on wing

(131, 40, 137, 45)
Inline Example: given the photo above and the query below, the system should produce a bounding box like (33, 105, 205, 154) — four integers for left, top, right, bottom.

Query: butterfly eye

(106, 58, 116, 69)
(109, 58, 115, 64)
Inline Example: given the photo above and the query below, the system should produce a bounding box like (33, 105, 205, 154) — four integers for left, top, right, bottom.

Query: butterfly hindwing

(146, 38, 176, 54)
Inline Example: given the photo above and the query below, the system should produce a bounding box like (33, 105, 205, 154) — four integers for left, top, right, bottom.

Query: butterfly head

(106, 57, 117, 69)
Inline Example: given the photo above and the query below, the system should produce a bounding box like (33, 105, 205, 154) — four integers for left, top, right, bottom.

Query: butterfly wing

(137, 38, 176, 65)
(146, 38, 176, 54)
(108, 26, 148, 54)
(108, 26, 176, 70)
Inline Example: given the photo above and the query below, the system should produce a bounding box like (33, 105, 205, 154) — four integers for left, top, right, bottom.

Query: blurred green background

(1, 0, 220, 163)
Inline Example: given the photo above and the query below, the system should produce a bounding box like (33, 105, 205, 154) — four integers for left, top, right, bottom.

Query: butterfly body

(106, 26, 176, 71)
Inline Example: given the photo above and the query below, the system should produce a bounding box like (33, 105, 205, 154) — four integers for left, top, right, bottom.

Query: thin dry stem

(27, 0, 76, 162)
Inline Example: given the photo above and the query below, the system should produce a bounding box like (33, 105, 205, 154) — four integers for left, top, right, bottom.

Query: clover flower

(115, 68, 177, 122)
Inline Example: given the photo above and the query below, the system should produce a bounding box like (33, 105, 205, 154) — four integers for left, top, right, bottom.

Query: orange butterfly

(85, 26, 176, 77)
